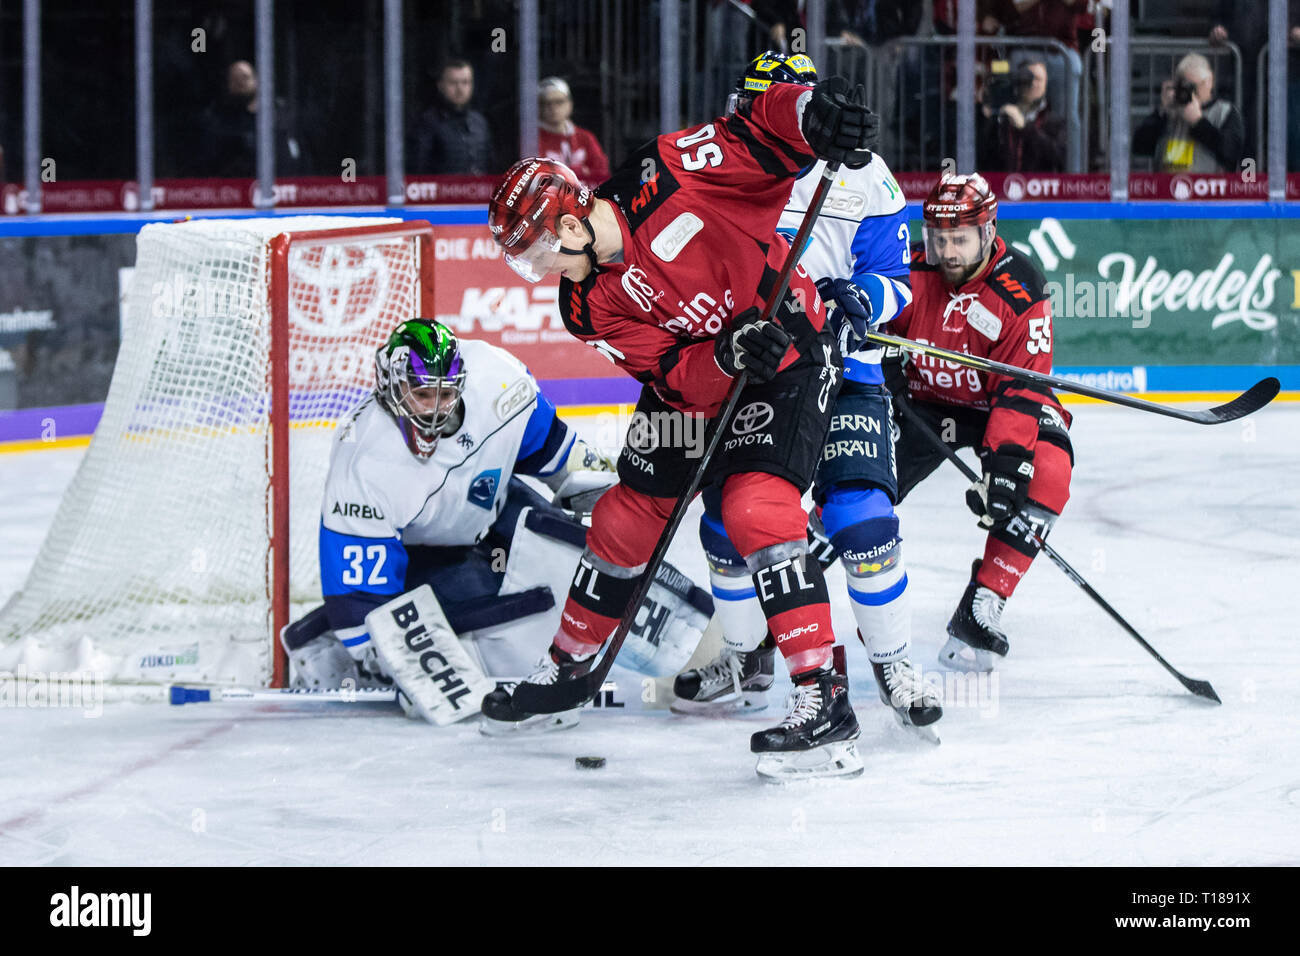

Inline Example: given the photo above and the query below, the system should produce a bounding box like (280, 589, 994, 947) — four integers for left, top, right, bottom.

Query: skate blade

(670, 689, 768, 716)
(754, 740, 864, 782)
(479, 709, 580, 737)
(890, 709, 941, 745)
(938, 636, 997, 673)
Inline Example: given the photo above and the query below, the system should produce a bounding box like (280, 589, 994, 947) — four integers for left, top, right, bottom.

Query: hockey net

(0, 216, 434, 688)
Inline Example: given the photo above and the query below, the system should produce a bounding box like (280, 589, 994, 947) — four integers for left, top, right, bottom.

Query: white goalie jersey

(319, 338, 567, 614)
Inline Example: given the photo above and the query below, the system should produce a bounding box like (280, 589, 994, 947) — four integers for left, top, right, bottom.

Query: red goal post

(267, 221, 435, 686)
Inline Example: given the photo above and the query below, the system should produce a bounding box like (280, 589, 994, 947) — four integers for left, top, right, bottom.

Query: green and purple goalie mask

(374, 319, 467, 459)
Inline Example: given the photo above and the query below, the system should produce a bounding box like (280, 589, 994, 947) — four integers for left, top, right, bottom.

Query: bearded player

(889, 173, 1074, 671)
(486, 74, 877, 779)
(671, 51, 942, 736)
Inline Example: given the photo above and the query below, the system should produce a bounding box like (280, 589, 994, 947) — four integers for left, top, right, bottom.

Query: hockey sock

(699, 508, 767, 653)
(831, 515, 910, 664)
(976, 501, 1058, 598)
(554, 549, 643, 656)
(748, 542, 835, 676)
(822, 485, 909, 663)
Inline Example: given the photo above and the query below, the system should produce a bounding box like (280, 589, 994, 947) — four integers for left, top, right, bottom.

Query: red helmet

(922, 172, 997, 229)
(921, 173, 998, 280)
(489, 157, 595, 281)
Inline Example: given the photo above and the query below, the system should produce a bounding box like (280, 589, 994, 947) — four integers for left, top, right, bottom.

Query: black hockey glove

(966, 444, 1035, 529)
(816, 277, 874, 355)
(801, 77, 877, 169)
(715, 307, 792, 383)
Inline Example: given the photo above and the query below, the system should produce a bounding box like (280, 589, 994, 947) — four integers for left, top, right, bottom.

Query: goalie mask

(922, 172, 999, 286)
(375, 319, 467, 459)
(727, 50, 819, 116)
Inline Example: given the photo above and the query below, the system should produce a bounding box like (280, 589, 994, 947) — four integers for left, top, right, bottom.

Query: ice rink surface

(1, 403, 1297, 866)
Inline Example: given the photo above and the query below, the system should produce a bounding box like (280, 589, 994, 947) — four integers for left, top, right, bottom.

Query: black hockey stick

(512, 163, 843, 714)
(894, 398, 1221, 703)
(867, 330, 1279, 425)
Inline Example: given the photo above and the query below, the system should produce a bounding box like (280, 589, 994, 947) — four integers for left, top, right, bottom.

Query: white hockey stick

(169, 685, 399, 706)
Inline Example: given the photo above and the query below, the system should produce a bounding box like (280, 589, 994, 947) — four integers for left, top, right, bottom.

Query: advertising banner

(1, 215, 1296, 442)
(428, 224, 635, 403)
(996, 217, 1300, 367)
(1, 176, 498, 215)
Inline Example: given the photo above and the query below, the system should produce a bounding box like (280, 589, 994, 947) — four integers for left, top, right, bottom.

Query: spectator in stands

(1006, 0, 1089, 51)
(410, 60, 493, 175)
(752, 1, 800, 52)
(198, 60, 308, 177)
(933, 1, 1029, 38)
(536, 77, 610, 188)
(1133, 53, 1244, 174)
(830, 0, 923, 46)
(1211, 1, 1300, 157)
(978, 57, 1066, 172)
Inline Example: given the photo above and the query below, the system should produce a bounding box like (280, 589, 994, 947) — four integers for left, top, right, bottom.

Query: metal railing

(828, 35, 1083, 174)
(7, 0, 1300, 212)
(1085, 37, 1241, 172)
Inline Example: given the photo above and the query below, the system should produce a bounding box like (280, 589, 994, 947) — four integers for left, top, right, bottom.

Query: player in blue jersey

(673, 53, 943, 735)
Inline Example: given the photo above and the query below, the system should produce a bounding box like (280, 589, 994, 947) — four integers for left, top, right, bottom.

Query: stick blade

(509, 673, 599, 714)
(1180, 676, 1222, 703)
(1197, 377, 1280, 424)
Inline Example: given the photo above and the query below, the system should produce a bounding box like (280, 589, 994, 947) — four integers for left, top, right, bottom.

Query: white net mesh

(0, 216, 426, 686)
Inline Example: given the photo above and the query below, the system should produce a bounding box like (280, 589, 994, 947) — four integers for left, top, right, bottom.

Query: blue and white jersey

(777, 154, 913, 384)
(319, 337, 575, 640)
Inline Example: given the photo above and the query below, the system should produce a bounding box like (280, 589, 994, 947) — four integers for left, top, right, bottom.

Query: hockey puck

(574, 756, 606, 769)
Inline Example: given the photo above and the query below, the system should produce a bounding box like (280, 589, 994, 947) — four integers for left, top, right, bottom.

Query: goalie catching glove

(966, 443, 1035, 529)
(714, 307, 792, 382)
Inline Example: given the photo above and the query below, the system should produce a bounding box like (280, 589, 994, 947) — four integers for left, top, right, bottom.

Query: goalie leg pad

(824, 487, 911, 664)
(364, 586, 499, 726)
(620, 562, 714, 677)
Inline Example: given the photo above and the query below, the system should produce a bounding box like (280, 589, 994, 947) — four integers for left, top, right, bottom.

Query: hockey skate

(479, 646, 589, 736)
(940, 560, 1010, 673)
(871, 657, 943, 745)
(671, 635, 775, 714)
(751, 667, 863, 782)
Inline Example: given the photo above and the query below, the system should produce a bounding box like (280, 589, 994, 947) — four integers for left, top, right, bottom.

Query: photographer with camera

(977, 57, 1066, 173)
(1133, 53, 1243, 174)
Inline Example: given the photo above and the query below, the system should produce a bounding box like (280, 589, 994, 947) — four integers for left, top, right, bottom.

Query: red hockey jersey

(559, 83, 826, 416)
(892, 236, 1070, 454)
